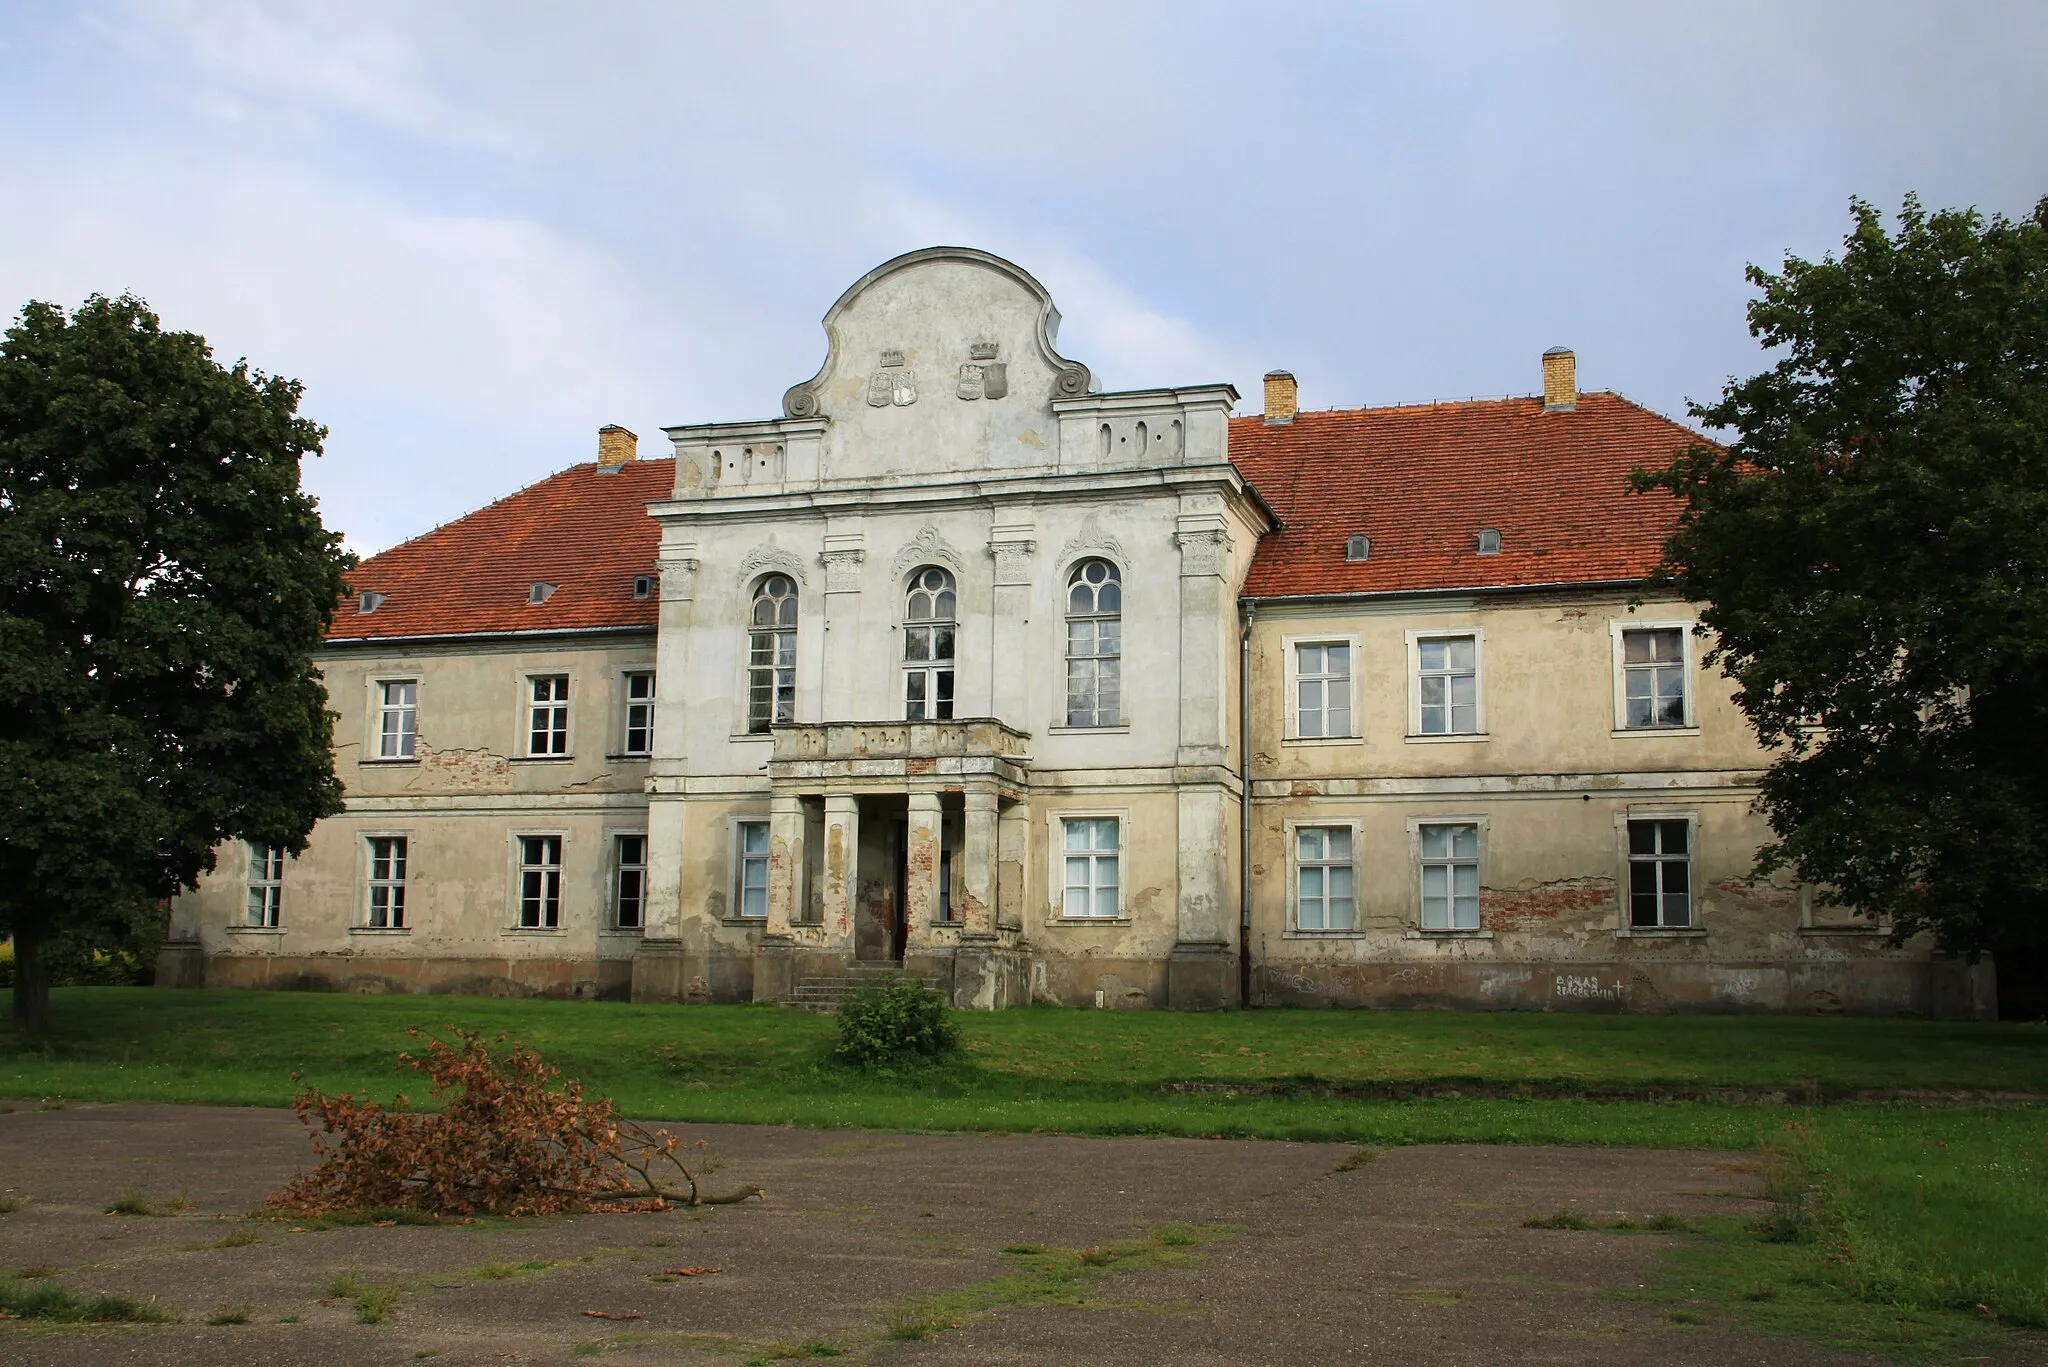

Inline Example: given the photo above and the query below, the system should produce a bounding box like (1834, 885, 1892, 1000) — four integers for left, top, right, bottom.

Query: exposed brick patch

(1712, 878, 1800, 910)
(1480, 877, 1615, 932)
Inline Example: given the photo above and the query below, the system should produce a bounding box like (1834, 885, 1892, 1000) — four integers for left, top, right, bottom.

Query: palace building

(158, 247, 1995, 1017)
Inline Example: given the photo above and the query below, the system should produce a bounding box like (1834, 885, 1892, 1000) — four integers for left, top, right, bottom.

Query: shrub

(832, 979, 959, 1069)
(269, 1027, 761, 1218)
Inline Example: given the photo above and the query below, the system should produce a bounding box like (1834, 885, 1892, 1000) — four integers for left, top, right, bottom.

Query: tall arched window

(747, 574, 798, 732)
(903, 566, 956, 720)
(1065, 559, 1121, 727)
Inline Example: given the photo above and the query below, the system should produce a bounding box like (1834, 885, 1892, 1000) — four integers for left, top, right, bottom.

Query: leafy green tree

(0, 295, 351, 1033)
(1636, 196, 2048, 999)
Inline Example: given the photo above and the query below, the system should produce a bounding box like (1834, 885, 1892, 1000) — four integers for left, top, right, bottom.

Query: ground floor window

(1628, 819, 1692, 927)
(737, 822, 769, 919)
(613, 833, 646, 929)
(1418, 823, 1479, 931)
(518, 835, 563, 928)
(1295, 826, 1355, 930)
(367, 836, 408, 928)
(245, 842, 284, 927)
(1061, 817, 1121, 919)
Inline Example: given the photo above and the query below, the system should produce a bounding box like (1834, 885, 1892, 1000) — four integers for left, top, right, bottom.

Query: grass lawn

(3, 988, 2046, 1350)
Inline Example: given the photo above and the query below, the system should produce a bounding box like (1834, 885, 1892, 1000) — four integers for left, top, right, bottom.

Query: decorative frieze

(891, 524, 964, 580)
(737, 542, 807, 589)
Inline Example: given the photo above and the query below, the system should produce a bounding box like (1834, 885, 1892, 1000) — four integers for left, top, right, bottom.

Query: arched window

(747, 574, 798, 732)
(1065, 559, 1121, 727)
(903, 566, 956, 721)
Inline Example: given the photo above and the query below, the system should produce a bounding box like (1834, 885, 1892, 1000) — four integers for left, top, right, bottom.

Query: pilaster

(901, 792, 943, 953)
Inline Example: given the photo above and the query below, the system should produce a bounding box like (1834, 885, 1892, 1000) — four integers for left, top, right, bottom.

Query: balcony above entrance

(767, 719, 1030, 790)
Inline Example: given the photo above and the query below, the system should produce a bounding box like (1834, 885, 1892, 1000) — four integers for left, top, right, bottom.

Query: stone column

(996, 800, 1030, 932)
(820, 794, 860, 951)
(960, 787, 999, 937)
(764, 793, 805, 938)
(988, 525, 1035, 727)
(902, 792, 943, 948)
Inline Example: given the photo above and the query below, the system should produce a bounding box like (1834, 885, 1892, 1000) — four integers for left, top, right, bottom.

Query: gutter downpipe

(1238, 601, 1255, 1009)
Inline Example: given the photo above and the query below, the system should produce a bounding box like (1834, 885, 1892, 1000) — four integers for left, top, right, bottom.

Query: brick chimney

(596, 424, 638, 471)
(1542, 347, 1576, 411)
(1263, 370, 1297, 425)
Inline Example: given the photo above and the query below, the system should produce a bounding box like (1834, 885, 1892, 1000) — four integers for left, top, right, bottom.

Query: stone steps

(786, 963, 939, 1013)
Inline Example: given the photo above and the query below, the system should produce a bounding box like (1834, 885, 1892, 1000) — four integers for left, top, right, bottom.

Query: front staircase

(785, 961, 940, 1013)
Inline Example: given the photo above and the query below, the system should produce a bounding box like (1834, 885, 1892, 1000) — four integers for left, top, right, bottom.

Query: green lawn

(3, 988, 2046, 1347)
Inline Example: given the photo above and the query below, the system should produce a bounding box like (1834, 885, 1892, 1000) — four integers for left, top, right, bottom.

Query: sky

(2, 1, 2044, 556)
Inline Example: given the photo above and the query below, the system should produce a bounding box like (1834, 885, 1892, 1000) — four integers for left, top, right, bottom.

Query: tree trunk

(11, 921, 50, 1036)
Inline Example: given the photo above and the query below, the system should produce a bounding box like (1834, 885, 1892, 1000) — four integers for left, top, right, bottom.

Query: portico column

(902, 792, 943, 950)
(820, 794, 860, 950)
(764, 793, 804, 938)
(961, 787, 998, 937)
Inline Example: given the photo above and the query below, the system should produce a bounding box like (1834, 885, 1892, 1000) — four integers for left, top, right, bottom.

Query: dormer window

(530, 582, 557, 605)
(632, 575, 654, 600)
(358, 591, 385, 614)
(1475, 529, 1502, 556)
(1344, 535, 1370, 563)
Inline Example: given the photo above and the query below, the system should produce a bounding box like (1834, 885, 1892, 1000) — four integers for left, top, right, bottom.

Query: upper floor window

(528, 675, 569, 755)
(748, 575, 798, 733)
(366, 836, 407, 928)
(1294, 642, 1352, 738)
(613, 833, 647, 930)
(377, 680, 416, 758)
(1417, 635, 1479, 735)
(903, 567, 956, 721)
(622, 671, 655, 756)
(517, 835, 562, 929)
(1628, 819, 1692, 928)
(1064, 559, 1121, 727)
(1619, 626, 1689, 729)
(245, 842, 284, 928)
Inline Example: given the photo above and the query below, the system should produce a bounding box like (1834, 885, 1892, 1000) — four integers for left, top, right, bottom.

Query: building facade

(159, 248, 1994, 1017)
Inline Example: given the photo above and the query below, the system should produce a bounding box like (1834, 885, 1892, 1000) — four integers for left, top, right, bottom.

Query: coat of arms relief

(956, 339, 1007, 401)
(867, 349, 917, 407)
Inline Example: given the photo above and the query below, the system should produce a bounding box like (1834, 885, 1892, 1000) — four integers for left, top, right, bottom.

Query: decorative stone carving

(1053, 363, 1092, 397)
(656, 557, 699, 602)
(891, 524, 964, 580)
(956, 364, 986, 401)
(737, 542, 807, 589)
(1174, 527, 1233, 577)
(982, 362, 1007, 399)
(1055, 515, 1128, 572)
(819, 547, 866, 593)
(781, 385, 819, 419)
(988, 537, 1036, 586)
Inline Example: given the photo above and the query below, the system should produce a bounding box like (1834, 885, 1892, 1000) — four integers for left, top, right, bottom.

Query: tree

(0, 295, 352, 1033)
(1635, 196, 2048, 1010)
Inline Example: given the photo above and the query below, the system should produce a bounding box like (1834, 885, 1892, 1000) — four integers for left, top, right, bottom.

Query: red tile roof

(1230, 392, 1703, 599)
(331, 460, 671, 642)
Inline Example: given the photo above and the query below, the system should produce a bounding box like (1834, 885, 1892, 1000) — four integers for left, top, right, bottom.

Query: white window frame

(244, 841, 285, 928)
(732, 817, 771, 921)
(1046, 808, 1129, 922)
(1609, 618, 1699, 734)
(1286, 818, 1363, 935)
(369, 676, 419, 760)
(524, 673, 571, 756)
(1404, 627, 1487, 742)
(512, 831, 566, 930)
(1614, 809, 1703, 935)
(361, 832, 411, 931)
(620, 668, 656, 757)
(1405, 814, 1489, 934)
(610, 829, 648, 931)
(745, 575, 800, 734)
(902, 566, 959, 722)
(1061, 558, 1124, 730)
(1281, 632, 1362, 743)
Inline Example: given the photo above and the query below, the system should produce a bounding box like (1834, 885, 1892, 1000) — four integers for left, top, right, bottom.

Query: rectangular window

(1295, 826, 1355, 930)
(1628, 819, 1692, 928)
(528, 675, 569, 755)
(1061, 817, 1121, 919)
(614, 834, 646, 930)
(245, 842, 284, 928)
(623, 671, 655, 756)
(1294, 643, 1351, 738)
(367, 836, 407, 928)
(1417, 635, 1478, 734)
(1622, 628, 1688, 728)
(1418, 823, 1479, 931)
(517, 835, 562, 929)
(737, 821, 769, 919)
(377, 680, 417, 758)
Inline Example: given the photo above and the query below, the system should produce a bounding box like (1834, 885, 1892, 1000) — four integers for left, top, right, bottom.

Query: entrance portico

(750, 719, 1033, 1009)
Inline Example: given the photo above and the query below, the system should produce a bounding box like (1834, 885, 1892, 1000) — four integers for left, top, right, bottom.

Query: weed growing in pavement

(0, 1274, 174, 1323)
